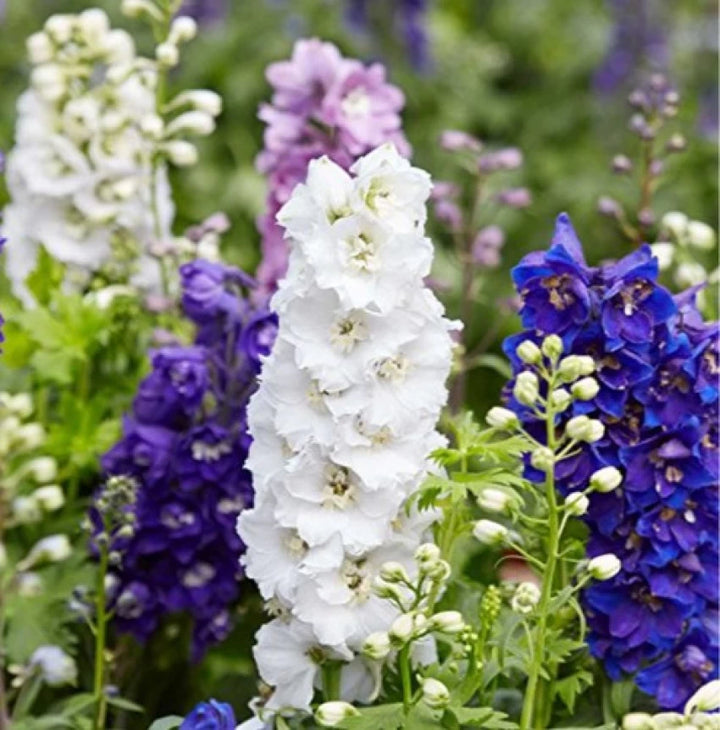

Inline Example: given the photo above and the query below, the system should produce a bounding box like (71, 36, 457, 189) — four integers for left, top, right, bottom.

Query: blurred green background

(0, 0, 716, 719)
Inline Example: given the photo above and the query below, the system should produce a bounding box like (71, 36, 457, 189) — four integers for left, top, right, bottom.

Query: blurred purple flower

(180, 0, 227, 25)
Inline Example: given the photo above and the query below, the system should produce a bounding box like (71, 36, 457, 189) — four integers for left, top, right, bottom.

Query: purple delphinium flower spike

(254, 38, 410, 296)
(503, 213, 719, 710)
(96, 261, 277, 660)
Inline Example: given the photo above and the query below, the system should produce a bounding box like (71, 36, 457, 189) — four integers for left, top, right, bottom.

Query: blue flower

(180, 699, 236, 730)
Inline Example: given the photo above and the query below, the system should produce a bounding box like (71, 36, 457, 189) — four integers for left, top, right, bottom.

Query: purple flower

(255, 39, 409, 295)
(180, 699, 235, 730)
(95, 261, 276, 659)
(504, 213, 719, 709)
(180, 0, 227, 25)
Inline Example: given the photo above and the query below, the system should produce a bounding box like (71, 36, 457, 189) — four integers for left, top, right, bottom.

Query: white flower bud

(661, 211, 689, 240)
(78, 9, 110, 48)
(30, 646, 77, 687)
(389, 613, 426, 645)
(473, 519, 508, 546)
(651, 713, 686, 729)
(26, 32, 54, 64)
(511, 581, 541, 614)
(650, 242, 675, 271)
(477, 488, 514, 514)
(33, 486, 65, 512)
(12, 496, 42, 524)
(421, 677, 450, 709)
(169, 89, 222, 117)
(530, 446, 554, 472)
(19, 535, 72, 570)
(121, 0, 162, 21)
(676, 262, 707, 288)
(485, 406, 519, 430)
(24, 457, 58, 483)
(166, 110, 216, 137)
(589, 466, 623, 493)
(362, 631, 391, 660)
(155, 42, 179, 67)
(541, 334, 563, 361)
(103, 30, 135, 64)
(571, 377, 600, 401)
(17, 572, 43, 597)
(414, 543, 441, 566)
(565, 492, 589, 516)
(428, 610, 465, 634)
(373, 578, 404, 602)
(622, 712, 655, 730)
(16, 422, 46, 450)
(685, 679, 720, 714)
(31, 64, 65, 101)
(516, 340, 542, 364)
(162, 140, 198, 167)
(316, 701, 359, 726)
(379, 561, 410, 584)
(548, 387, 572, 412)
(5, 393, 33, 418)
(44, 15, 74, 44)
(426, 559, 451, 582)
(558, 355, 595, 382)
(513, 371, 539, 406)
(140, 113, 164, 139)
(566, 415, 604, 443)
(686, 221, 716, 251)
(588, 554, 621, 581)
(169, 16, 198, 44)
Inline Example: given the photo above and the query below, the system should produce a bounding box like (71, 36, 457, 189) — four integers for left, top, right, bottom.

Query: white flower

(686, 221, 716, 250)
(421, 677, 450, 709)
(33, 486, 65, 512)
(661, 211, 689, 239)
(622, 712, 655, 730)
(651, 242, 675, 270)
(19, 535, 72, 570)
(30, 645, 77, 686)
(685, 679, 720, 714)
(473, 520, 508, 546)
(316, 701, 359, 726)
(428, 611, 465, 634)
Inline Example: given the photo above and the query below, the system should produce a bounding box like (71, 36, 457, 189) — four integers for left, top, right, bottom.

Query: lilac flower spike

(255, 39, 409, 295)
(504, 214, 719, 710)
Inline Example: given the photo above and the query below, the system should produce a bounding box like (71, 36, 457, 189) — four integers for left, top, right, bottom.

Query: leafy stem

(92, 521, 110, 730)
(398, 644, 413, 715)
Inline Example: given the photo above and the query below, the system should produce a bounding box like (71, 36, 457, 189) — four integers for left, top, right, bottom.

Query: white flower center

(284, 532, 308, 559)
(321, 464, 356, 509)
(341, 558, 372, 603)
(161, 507, 195, 530)
(343, 232, 381, 273)
(192, 439, 232, 462)
(183, 562, 216, 588)
(330, 313, 368, 353)
(341, 87, 371, 118)
(374, 354, 410, 382)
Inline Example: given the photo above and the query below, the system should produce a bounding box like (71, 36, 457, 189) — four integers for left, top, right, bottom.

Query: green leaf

(56, 693, 96, 718)
(405, 704, 445, 729)
(468, 353, 513, 379)
(337, 703, 404, 730)
(451, 706, 517, 728)
(553, 669, 594, 714)
(29, 349, 76, 385)
(147, 717, 183, 730)
(106, 696, 144, 713)
(25, 246, 66, 306)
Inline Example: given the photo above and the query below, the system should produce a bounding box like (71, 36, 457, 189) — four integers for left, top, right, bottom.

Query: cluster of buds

(597, 74, 687, 243)
(623, 680, 720, 729)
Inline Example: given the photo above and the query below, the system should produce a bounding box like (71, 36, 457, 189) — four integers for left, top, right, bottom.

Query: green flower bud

(589, 466, 623, 493)
(530, 446, 555, 472)
(565, 492, 589, 516)
(541, 334, 563, 361)
(571, 377, 600, 401)
(362, 631, 391, 660)
(549, 387, 572, 412)
(513, 371, 539, 406)
(428, 610, 465, 634)
(588, 553, 621, 581)
(486, 406, 519, 430)
(558, 355, 595, 382)
(511, 581, 541, 614)
(473, 520, 508, 546)
(516, 340, 542, 364)
(379, 561, 410, 584)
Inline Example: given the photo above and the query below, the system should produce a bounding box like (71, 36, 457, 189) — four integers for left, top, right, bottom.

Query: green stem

(398, 644, 413, 714)
(92, 539, 110, 730)
(321, 663, 341, 702)
(11, 673, 41, 721)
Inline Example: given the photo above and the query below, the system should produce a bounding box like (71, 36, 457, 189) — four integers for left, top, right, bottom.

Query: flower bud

(169, 16, 198, 44)
(30, 645, 77, 687)
(598, 196, 622, 218)
(166, 111, 216, 137)
(389, 613, 425, 645)
(17, 572, 43, 597)
(565, 492, 589, 516)
(373, 578, 404, 602)
(589, 466, 622, 493)
(440, 130, 481, 152)
(516, 340, 542, 364)
(485, 407, 519, 430)
(473, 520, 508, 546)
(511, 581, 541, 614)
(421, 678, 450, 709)
(380, 561, 410, 584)
(650, 242, 675, 271)
(541, 334, 563, 361)
(16, 423, 45, 450)
(170, 89, 223, 117)
(566, 415, 605, 443)
(24, 457, 58, 483)
(13, 496, 42, 524)
(685, 679, 720, 714)
(497, 187, 531, 209)
(156, 42, 179, 67)
(5, 393, 33, 418)
(666, 133, 687, 153)
(686, 221, 716, 251)
(26, 32, 54, 64)
(477, 488, 514, 514)
(162, 140, 198, 166)
(78, 9, 110, 47)
(31, 64, 65, 102)
(426, 559, 451, 582)
(588, 554, 621, 581)
(33, 486, 65, 512)
(0, 544, 7, 571)
(513, 371, 539, 406)
(316, 702, 359, 727)
(104, 29, 134, 64)
(612, 154, 632, 174)
(44, 14, 73, 44)
(530, 447, 554, 473)
(676, 262, 707, 288)
(621, 712, 655, 730)
(548, 388, 572, 412)
(121, 0, 162, 20)
(362, 631, 391, 660)
(19, 535, 72, 570)
(428, 610, 465, 634)
(558, 355, 595, 382)
(414, 543, 441, 566)
(661, 211, 688, 240)
(571, 377, 600, 401)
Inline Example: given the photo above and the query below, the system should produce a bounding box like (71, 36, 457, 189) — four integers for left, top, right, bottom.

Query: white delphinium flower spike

(238, 145, 456, 716)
